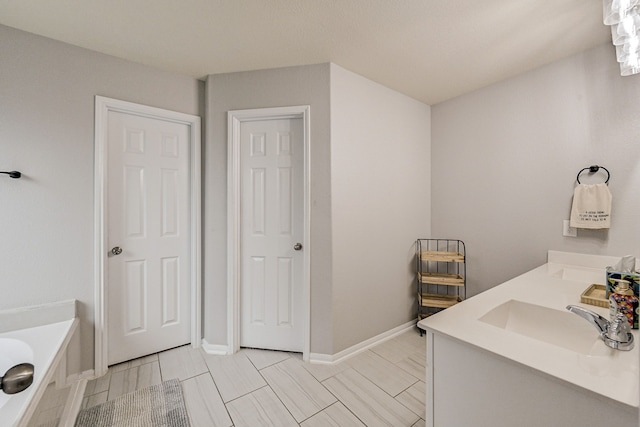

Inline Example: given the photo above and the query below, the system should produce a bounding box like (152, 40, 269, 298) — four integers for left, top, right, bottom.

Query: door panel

(240, 118, 304, 352)
(161, 256, 180, 325)
(124, 260, 146, 332)
(277, 257, 293, 325)
(107, 111, 190, 365)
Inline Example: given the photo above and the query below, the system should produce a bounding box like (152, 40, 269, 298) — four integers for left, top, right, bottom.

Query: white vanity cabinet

(424, 331, 636, 427)
(418, 251, 639, 427)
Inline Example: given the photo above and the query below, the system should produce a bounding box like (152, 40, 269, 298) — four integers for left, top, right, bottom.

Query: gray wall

(8, 21, 633, 368)
(330, 64, 431, 352)
(0, 24, 204, 372)
(205, 63, 432, 355)
(432, 43, 640, 297)
(204, 65, 334, 353)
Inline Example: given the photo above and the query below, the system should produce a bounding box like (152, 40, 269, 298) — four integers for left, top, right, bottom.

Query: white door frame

(94, 96, 202, 377)
(227, 106, 311, 361)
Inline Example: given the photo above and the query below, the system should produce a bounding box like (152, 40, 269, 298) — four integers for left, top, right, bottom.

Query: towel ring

(576, 165, 609, 184)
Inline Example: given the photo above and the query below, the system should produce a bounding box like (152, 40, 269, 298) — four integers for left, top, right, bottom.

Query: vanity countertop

(418, 251, 639, 408)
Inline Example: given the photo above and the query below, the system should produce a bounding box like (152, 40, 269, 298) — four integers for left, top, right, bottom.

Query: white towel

(570, 183, 612, 229)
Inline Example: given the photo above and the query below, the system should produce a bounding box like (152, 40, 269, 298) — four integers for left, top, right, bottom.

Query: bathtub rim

(0, 300, 78, 427)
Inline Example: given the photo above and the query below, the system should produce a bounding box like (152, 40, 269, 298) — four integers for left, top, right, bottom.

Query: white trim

(58, 377, 88, 427)
(94, 96, 201, 376)
(201, 338, 231, 355)
(46, 370, 94, 426)
(227, 106, 311, 361)
(17, 319, 78, 427)
(64, 369, 96, 384)
(55, 354, 67, 388)
(309, 320, 416, 365)
(425, 330, 435, 427)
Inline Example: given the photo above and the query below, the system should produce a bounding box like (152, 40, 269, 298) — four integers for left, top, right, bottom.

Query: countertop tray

(580, 283, 608, 308)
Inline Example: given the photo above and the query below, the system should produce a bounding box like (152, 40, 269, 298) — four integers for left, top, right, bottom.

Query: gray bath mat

(75, 379, 189, 427)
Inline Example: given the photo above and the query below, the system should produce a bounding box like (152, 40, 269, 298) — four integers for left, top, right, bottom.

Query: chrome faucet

(566, 305, 634, 351)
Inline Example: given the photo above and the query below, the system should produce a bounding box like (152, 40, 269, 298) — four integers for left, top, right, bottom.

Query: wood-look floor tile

(181, 373, 232, 427)
(36, 383, 67, 410)
(29, 383, 70, 427)
(226, 386, 298, 427)
(129, 353, 158, 367)
(347, 350, 418, 397)
(395, 350, 426, 382)
(323, 368, 420, 427)
(107, 366, 138, 400)
(242, 347, 292, 370)
(82, 390, 108, 409)
(30, 405, 62, 427)
(108, 353, 159, 374)
(396, 381, 426, 417)
(158, 344, 208, 381)
(370, 331, 425, 364)
(204, 352, 266, 402)
(136, 360, 162, 389)
(301, 359, 350, 382)
(261, 358, 336, 422)
(300, 402, 366, 427)
(109, 360, 133, 373)
(84, 371, 111, 396)
(82, 330, 430, 427)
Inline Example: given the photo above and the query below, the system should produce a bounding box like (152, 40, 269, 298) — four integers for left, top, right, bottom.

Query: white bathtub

(0, 301, 77, 427)
(0, 337, 34, 412)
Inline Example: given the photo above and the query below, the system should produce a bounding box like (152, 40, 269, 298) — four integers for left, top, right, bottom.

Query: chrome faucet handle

(566, 305, 609, 334)
(566, 305, 634, 351)
(608, 313, 632, 342)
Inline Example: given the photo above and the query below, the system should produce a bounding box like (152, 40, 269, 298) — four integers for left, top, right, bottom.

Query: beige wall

(0, 24, 204, 372)
(432, 43, 640, 297)
(329, 64, 431, 353)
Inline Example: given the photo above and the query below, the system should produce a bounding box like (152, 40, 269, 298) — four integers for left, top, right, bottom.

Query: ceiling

(0, 0, 610, 104)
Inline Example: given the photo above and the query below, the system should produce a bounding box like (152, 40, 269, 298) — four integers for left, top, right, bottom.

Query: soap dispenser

(609, 279, 638, 329)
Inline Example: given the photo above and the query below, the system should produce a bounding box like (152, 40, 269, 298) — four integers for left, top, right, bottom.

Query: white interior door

(240, 118, 304, 352)
(107, 110, 191, 365)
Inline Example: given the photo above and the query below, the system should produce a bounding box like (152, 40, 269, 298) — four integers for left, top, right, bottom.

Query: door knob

(294, 243, 303, 251)
(111, 246, 123, 256)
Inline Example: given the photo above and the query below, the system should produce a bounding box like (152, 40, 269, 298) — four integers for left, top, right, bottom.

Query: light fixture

(603, 0, 638, 25)
(603, 0, 640, 75)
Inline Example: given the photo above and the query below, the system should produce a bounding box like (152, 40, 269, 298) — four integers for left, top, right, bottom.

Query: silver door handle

(294, 243, 302, 251)
(111, 246, 123, 256)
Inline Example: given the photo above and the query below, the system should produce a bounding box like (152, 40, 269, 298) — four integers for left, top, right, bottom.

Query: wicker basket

(580, 284, 608, 308)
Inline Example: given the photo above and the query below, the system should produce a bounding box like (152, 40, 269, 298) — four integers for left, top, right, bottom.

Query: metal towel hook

(576, 165, 609, 184)
(0, 171, 22, 179)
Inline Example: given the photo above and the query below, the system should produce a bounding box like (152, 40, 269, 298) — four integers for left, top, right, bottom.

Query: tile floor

(28, 383, 70, 427)
(81, 329, 427, 427)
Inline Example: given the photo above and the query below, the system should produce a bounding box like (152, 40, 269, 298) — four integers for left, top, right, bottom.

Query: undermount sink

(547, 265, 603, 283)
(479, 300, 607, 355)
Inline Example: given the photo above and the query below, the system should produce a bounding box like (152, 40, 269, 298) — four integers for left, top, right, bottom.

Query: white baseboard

(201, 339, 230, 355)
(200, 321, 417, 362)
(39, 370, 93, 427)
(58, 377, 88, 427)
(309, 320, 416, 365)
(65, 369, 96, 384)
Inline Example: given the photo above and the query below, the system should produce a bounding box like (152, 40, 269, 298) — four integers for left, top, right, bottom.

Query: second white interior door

(240, 117, 304, 352)
(107, 110, 191, 365)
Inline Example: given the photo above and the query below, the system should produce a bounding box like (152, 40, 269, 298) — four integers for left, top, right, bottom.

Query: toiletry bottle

(609, 279, 638, 328)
